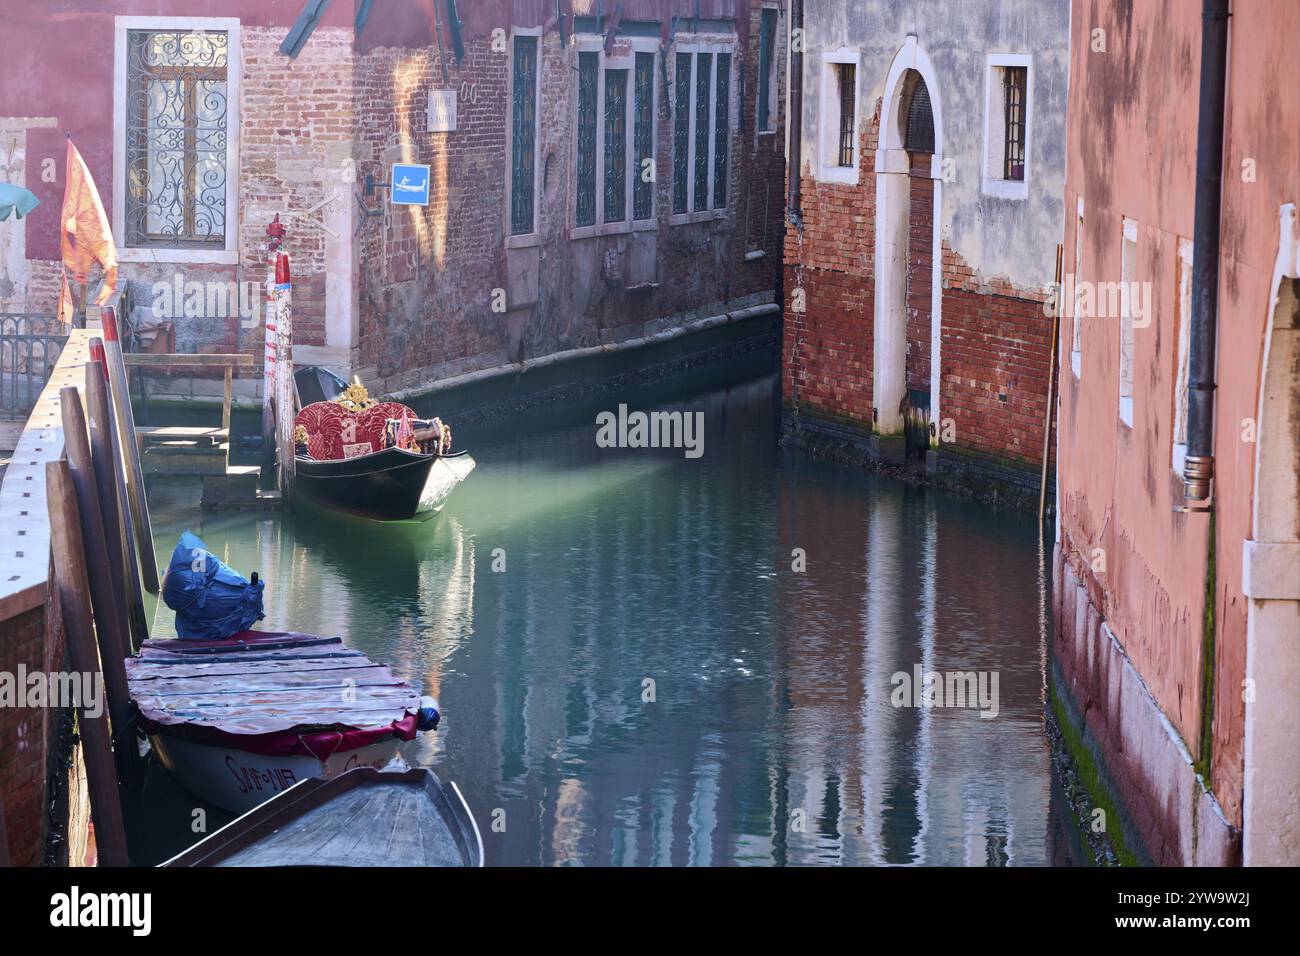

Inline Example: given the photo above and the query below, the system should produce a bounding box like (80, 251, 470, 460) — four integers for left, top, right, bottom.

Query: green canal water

(139, 355, 1077, 866)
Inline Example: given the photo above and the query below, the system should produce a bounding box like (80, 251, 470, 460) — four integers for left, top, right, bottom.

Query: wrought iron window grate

(713, 53, 730, 209)
(603, 69, 628, 223)
(836, 63, 856, 167)
(633, 53, 655, 221)
(576, 52, 599, 227)
(693, 52, 712, 210)
(510, 36, 538, 235)
(673, 53, 692, 214)
(124, 29, 228, 248)
(757, 9, 777, 132)
(1003, 66, 1027, 181)
(905, 77, 935, 154)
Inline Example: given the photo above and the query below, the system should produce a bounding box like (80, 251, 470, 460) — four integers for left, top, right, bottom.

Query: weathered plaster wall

(796, 0, 1069, 291)
(1057, 0, 1300, 842)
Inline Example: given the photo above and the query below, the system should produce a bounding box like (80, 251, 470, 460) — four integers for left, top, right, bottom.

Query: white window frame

(817, 47, 861, 185)
(1118, 217, 1138, 428)
(505, 27, 544, 249)
(1171, 237, 1194, 473)
(571, 35, 659, 239)
(981, 53, 1032, 200)
(670, 35, 736, 226)
(113, 15, 241, 265)
(1071, 196, 1084, 378)
(756, 5, 780, 138)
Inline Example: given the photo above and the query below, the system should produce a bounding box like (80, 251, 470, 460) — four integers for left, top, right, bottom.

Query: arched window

(903, 75, 935, 154)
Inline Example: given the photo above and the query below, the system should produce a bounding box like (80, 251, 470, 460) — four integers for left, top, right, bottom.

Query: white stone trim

(1243, 203, 1300, 866)
(112, 16, 241, 264)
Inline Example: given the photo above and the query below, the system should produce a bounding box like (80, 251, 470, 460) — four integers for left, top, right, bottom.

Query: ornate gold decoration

(294, 424, 309, 445)
(333, 381, 375, 411)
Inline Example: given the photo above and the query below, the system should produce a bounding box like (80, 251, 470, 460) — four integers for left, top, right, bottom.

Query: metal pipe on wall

(1182, 0, 1231, 504)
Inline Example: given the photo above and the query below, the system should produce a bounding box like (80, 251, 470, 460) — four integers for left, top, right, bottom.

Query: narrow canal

(140, 353, 1078, 866)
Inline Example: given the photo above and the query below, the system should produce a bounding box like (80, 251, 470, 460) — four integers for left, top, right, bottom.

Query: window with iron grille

(576, 51, 599, 227)
(693, 52, 713, 211)
(836, 63, 856, 167)
(603, 69, 628, 223)
(510, 35, 538, 235)
(713, 53, 730, 209)
(757, 8, 777, 132)
(124, 29, 228, 247)
(1003, 66, 1026, 181)
(672, 53, 692, 214)
(672, 47, 731, 218)
(633, 52, 655, 220)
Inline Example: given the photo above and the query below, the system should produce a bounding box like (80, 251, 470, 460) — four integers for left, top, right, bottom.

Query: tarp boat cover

(125, 631, 428, 758)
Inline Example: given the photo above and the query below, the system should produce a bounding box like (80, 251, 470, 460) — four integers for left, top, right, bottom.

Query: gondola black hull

(294, 447, 475, 521)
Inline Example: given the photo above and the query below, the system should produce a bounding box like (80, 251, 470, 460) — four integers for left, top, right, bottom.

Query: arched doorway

(1242, 204, 1300, 865)
(873, 39, 944, 463)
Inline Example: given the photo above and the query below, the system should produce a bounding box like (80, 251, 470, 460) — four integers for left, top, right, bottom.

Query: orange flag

(60, 139, 118, 306)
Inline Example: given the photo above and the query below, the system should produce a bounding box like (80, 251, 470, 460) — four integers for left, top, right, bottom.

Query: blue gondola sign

(390, 163, 431, 206)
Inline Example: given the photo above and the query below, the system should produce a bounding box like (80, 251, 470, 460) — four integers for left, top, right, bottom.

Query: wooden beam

(100, 314, 160, 593)
(222, 365, 233, 433)
(45, 460, 131, 867)
(86, 351, 149, 653)
(62, 385, 144, 821)
(122, 352, 256, 368)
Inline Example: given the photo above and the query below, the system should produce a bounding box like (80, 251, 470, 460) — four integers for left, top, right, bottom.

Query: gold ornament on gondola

(333, 381, 375, 411)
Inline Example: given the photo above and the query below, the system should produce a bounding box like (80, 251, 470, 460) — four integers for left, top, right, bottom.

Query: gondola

(161, 767, 484, 867)
(295, 445, 475, 521)
(291, 374, 475, 521)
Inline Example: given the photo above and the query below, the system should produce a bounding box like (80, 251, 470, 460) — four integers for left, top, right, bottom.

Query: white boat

(126, 631, 437, 815)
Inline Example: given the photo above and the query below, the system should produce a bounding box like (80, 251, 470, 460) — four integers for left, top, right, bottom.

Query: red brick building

(0, 0, 786, 404)
(781, 2, 1069, 503)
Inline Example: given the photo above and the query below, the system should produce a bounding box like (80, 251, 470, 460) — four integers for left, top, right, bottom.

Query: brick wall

(784, 97, 1056, 475)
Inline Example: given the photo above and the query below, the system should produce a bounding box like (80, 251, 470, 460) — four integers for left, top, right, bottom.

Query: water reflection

(145, 366, 1064, 866)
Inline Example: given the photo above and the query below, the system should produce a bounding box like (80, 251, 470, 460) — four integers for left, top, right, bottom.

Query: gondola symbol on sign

(390, 163, 431, 206)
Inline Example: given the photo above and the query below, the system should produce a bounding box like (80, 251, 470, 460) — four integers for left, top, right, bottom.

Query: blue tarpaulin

(162, 532, 265, 640)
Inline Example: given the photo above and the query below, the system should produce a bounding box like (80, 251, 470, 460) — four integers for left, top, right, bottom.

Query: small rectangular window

(576, 52, 599, 227)
(1119, 219, 1138, 427)
(836, 63, 856, 167)
(757, 8, 777, 132)
(510, 36, 538, 235)
(1003, 67, 1027, 181)
(633, 52, 655, 221)
(1172, 238, 1194, 466)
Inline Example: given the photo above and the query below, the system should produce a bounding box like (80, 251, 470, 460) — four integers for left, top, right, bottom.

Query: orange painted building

(1055, 0, 1299, 865)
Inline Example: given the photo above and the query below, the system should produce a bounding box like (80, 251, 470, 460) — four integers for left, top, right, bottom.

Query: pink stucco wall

(1059, 0, 1300, 828)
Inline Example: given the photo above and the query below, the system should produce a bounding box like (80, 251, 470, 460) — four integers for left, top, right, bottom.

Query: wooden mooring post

(86, 347, 150, 652)
(101, 307, 159, 591)
(45, 460, 131, 866)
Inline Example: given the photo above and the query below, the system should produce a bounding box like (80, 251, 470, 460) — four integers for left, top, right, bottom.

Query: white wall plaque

(427, 89, 457, 133)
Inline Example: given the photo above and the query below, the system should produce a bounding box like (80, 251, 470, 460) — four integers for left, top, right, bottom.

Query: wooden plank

(45, 461, 131, 867)
(101, 310, 159, 592)
(122, 352, 257, 368)
(222, 365, 233, 433)
(137, 426, 229, 442)
(59, 386, 144, 809)
(86, 349, 149, 652)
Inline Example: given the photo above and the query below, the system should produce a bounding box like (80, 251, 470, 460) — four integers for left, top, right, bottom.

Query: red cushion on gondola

(295, 401, 418, 461)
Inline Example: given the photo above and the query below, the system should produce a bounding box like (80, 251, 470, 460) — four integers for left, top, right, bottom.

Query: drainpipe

(1182, 0, 1231, 505)
(786, 0, 803, 230)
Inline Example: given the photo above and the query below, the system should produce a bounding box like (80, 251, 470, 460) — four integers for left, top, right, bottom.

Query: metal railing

(0, 313, 69, 421)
